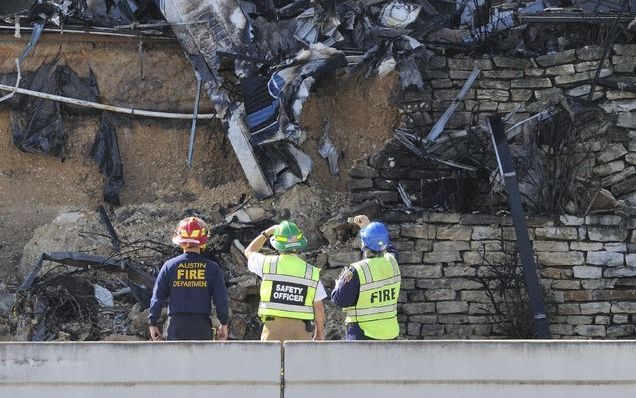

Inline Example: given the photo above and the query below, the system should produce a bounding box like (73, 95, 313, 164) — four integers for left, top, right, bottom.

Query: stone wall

(321, 211, 635, 339)
(331, 44, 636, 339)
(348, 44, 636, 211)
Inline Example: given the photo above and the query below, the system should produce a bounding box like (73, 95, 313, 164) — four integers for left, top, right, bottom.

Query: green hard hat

(270, 220, 308, 252)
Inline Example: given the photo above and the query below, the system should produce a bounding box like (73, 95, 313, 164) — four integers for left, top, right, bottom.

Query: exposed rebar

(0, 80, 216, 120)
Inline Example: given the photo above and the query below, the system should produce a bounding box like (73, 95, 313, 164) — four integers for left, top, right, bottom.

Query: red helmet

(172, 217, 209, 247)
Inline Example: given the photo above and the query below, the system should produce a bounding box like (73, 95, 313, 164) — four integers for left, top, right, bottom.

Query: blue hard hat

(360, 222, 389, 252)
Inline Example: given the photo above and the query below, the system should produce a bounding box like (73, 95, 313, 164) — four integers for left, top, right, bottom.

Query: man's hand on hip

(149, 325, 163, 341)
(217, 324, 229, 340)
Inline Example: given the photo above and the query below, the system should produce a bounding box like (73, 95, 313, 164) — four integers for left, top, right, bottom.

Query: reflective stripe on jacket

(258, 254, 320, 320)
(344, 253, 401, 339)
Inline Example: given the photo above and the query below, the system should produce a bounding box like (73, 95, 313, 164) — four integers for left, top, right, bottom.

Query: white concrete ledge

(0, 342, 281, 398)
(4, 340, 636, 397)
(284, 340, 636, 398)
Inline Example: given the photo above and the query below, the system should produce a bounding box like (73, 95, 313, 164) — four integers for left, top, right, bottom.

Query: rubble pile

(0, 0, 635, 341)
(347, 45, 636, 215)
(153, 0, 636, 201)
(10, 271, 150, 342)
(4, 0, 635, 202)
(0, 184, 352, 341)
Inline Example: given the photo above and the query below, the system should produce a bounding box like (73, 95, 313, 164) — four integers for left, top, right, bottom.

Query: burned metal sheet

(19, 252, 123, 291)
(159, 0, 275, 198)
(98, 205, 121, 252)
(11, 0, 617, 206)
(1, 0, 145, 26)
(18, 22, 44, 62)
(0, 0, 33, 16)
(380, 1, 421, 28)
(425, 66, 480, 144)
(19, 251, 154, 304)
(158, 0, 250, 118)
(398, 52, 424, 91)
(318, 119, 339, 176)
(227, 105, 274, 199)
(273, 144, 313, 191)
(397, 182, 413, 209)
(294, 7, 344, 46)
(157, 0, 346, 197)
(270, 44, 347, 133)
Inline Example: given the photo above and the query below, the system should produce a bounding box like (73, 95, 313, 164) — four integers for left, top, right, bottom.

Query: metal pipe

(588, 0, 630, 101)
(519, 13, 634, 24)
(596, 78, 636, 92)
(488, 116, 552, 339)
(0, 24, 176, 40)
(425, 66, 480, 145)
(187, 76, 203, 167)
(0, 58, 20, 103)
(114, 21, 207, 30)
(0, 82, 216, 119)
(505, 106, 559, 139)
(18, 22, 43, 63)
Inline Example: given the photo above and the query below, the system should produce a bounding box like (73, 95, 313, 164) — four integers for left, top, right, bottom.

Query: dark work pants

(346, 323, 371, 340)
(167, 314, 212, 341)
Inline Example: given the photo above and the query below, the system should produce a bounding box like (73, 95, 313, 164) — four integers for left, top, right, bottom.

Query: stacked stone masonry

(339, 46, 636, 338)
(348, 44, 636, 209)
(322, 212, 636, 339)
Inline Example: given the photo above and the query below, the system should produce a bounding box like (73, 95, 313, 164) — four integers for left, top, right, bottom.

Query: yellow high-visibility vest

(258, 254, 320, 320)
(344, 253, 401, 339)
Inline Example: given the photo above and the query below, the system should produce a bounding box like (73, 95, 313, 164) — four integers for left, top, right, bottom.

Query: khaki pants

(261, 317, 312, 341)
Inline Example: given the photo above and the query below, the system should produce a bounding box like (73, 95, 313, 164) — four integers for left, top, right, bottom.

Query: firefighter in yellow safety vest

(331, 215, 401, 340)
(244, 220, 326, 341)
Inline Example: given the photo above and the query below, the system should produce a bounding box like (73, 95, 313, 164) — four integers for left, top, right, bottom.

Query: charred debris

(0, 0, 635, 341)
(1, 0, 635, 201)
(2, 203, 299, 341)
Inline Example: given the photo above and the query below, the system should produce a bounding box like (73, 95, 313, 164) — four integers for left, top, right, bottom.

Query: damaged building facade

(0, 0, 635, 341)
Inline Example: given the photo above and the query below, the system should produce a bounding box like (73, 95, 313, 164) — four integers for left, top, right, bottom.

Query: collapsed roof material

(158, 0, 351, 198)
(15, 249, 154, 341)
(318, 119, 340, 176)
(3, 0, 635, 202)
(0, 0, 153, 26)
(0, 0, 33, 16)
(91, 115, 125, 207)
(19, 251, 153, 300)
(10, 61, 66, 157)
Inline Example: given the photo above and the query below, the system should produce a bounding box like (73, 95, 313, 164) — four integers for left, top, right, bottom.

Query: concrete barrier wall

(284, 341, 636, 398)
(3, 341, 636, 397)
(0, 342, 281, 398)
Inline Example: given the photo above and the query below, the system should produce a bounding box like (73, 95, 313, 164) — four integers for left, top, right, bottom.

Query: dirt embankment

(0, 33, 399, 285)
(302, 72, 399, 191)
(0, 35, 246, 280)
(0, 35, 215, 113)
(0, 112, 249, 280)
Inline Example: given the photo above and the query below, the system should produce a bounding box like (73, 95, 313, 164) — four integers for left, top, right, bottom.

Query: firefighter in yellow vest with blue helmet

(244, 220, 326, 341)
(332, 215, 401, 340)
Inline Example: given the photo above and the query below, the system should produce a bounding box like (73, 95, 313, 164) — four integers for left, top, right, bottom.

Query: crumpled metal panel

(159, 0, 251, 118)
(0, 0, 33, 16)
(379, 1, 421, 28)
(227, 104, 274, 198)
(160, 0, 274, 199)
